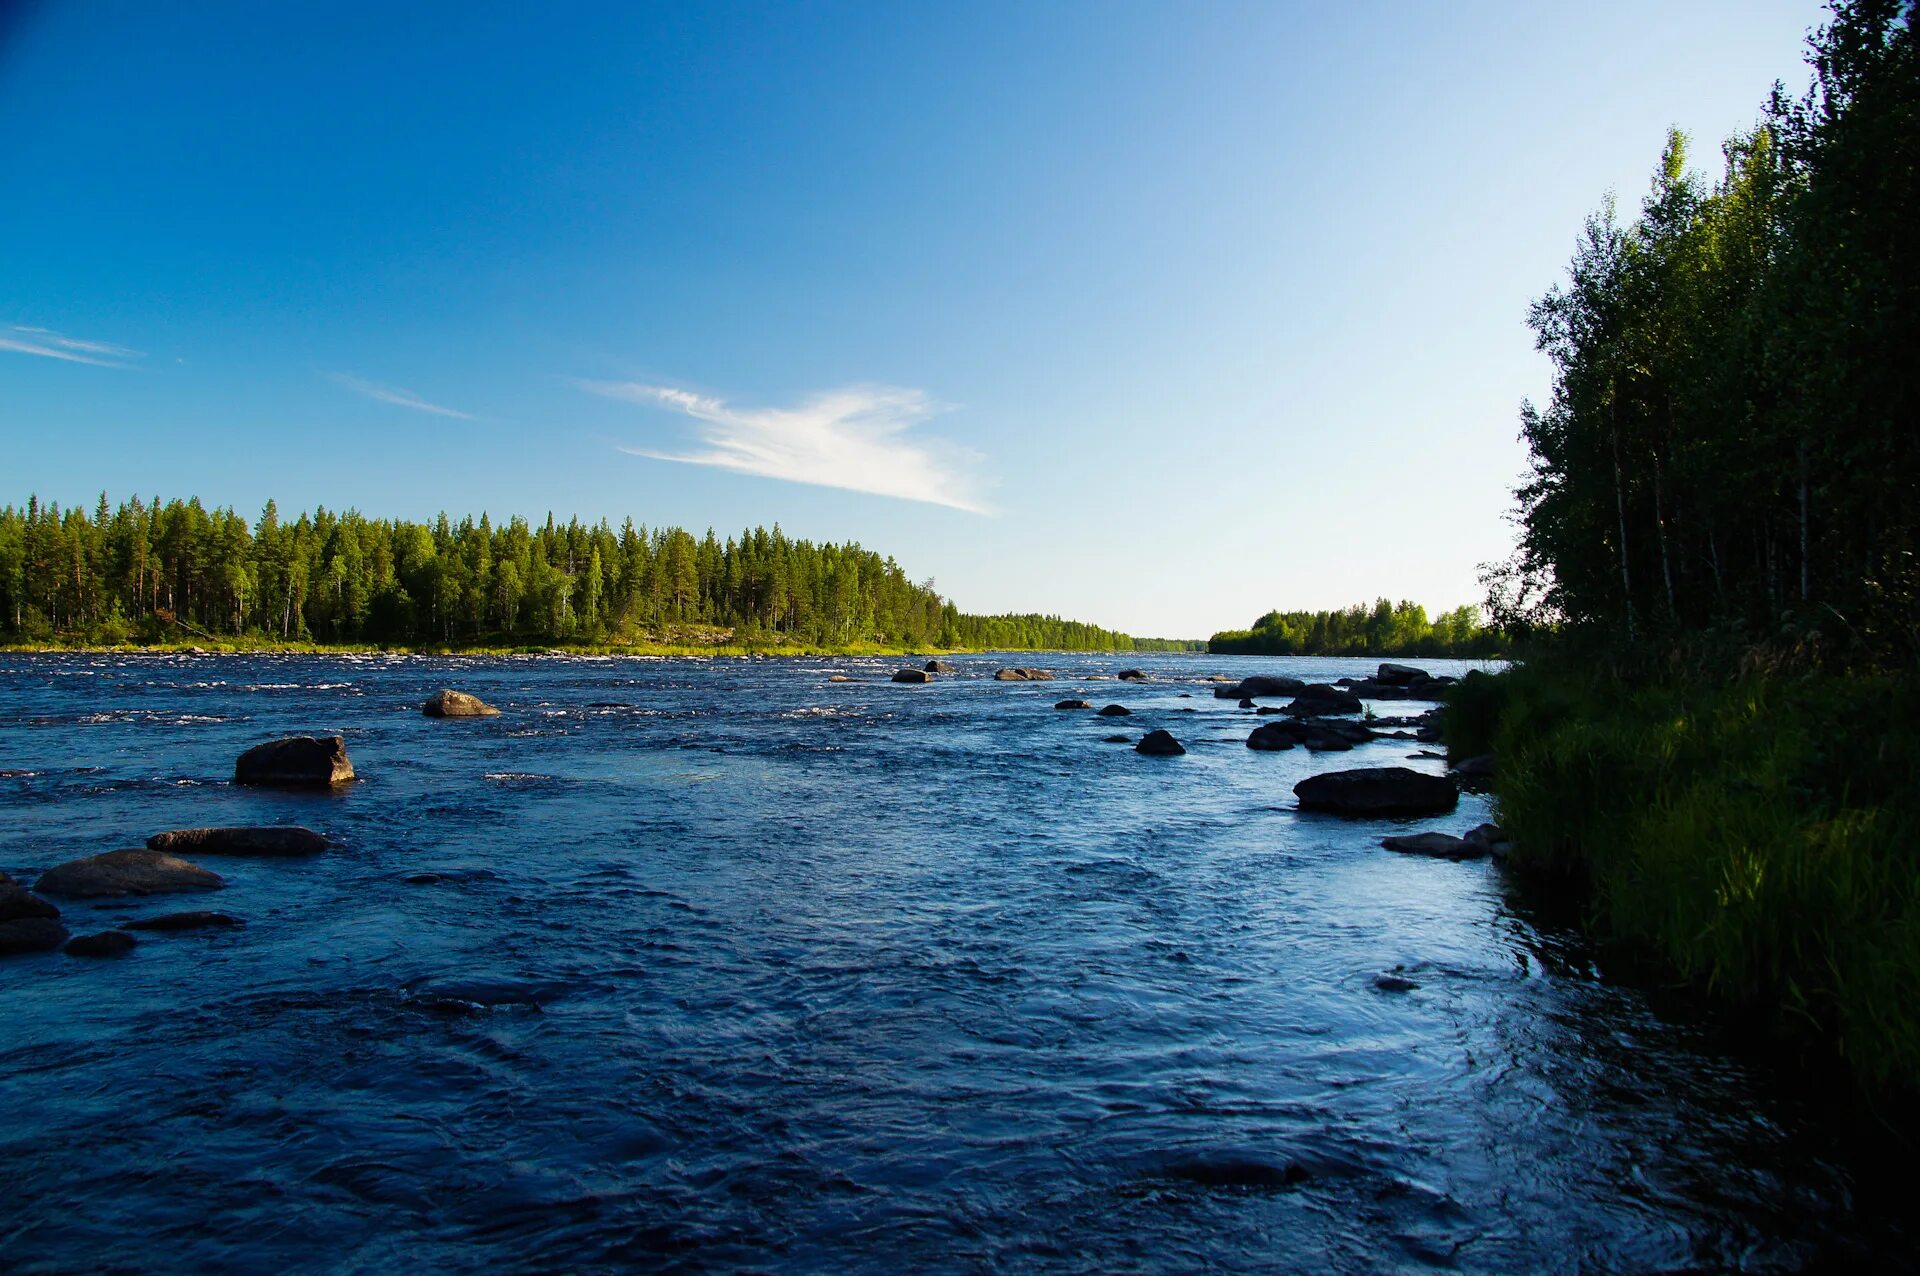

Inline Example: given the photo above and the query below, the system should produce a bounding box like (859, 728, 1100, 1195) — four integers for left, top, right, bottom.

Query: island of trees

(0, 495, 1200, 654)
(1462, 1, 1918, 1096)
(1208, 599, 1500, 657)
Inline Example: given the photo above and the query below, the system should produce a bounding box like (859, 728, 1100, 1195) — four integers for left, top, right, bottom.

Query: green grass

(1456, 658, 1920, 1094)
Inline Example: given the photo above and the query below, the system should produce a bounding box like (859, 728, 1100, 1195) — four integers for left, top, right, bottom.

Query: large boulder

(235, 735, 355, 786)
(34, 850, 224, 899)
(994, 668, 1054, 681)
(1214, 675, 1307, 700)
(1054, 699, 1093, 710)
(1294, 767, 1459, 817)
(422, 689, 500, 717)
(1097, 704, 1133, 717)
(1247, 722, 1299, 751)
(924, 659, 956, 673)
(0, 874, 59, 922)
(891, 668, 933, 683)
(1117, 669, 1148, 682)
(1135, 729, 1186, 756)
(1381, 832, 1485, 860)
(1280, 685, 1364, 716)
(0, 917, 70, 955)
(1453, 754, 1496, 786)
(66, 931, 137, 958)
(1375, 663, 1430, 686)
(146, 827, 328, 857)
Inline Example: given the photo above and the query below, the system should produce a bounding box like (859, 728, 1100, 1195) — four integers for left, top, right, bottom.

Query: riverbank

(1447, 656, 1920, 1100)
(0, 635, 1196, 660)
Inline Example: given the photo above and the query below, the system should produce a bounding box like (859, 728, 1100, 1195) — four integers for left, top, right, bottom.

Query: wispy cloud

(579, 379, 990, 514)
(1, 325, 143, 368)
(333, 373, 473, 420)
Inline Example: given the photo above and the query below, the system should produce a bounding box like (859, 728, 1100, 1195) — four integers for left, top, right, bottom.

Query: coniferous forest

(0, 495, 1195, 653)
(1207, 600, 1500, 658)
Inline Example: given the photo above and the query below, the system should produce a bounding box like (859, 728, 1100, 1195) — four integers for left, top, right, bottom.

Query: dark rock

(121, 911, 245, 931)
(1303, 731, 1354, 753)
(235, 735, 355, 786)
(1117, 669, 1147, 682)
(1213, 674, 1307, 700)
(1374, 974, 1420, 992)
(1294, 767, 1459, 817)
(1463, 824, 1512, 858)
(34, 849, 225, 898)
(1102, 734, 1133, 743)
(0, 917, 69, 955)
(1238, 697, 1256, 708)
(1135, 730, 1186, 756)
(1097, 704, 1133, 717)
(1247, 723, 1298, 751)
(65, 931, 137, 958)
(0, 878, 59, 922)
(994, 667, 1054, 681)
(147, 826, 328, 857)
(891, 668, 933, 683)
(422, 688, 500, 717)
(1054, 699, 1093, 710)
(1381, 832, 1485, 860)
(924, 659, 956, 673)
(1280, 685, 1364, 716)
(1375, 662, 1430, 686)
(1453, 753, 1496, 785)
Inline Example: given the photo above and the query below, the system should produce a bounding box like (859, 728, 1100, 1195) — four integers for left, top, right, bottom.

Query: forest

(1207, 599, 1499, 657)
(0, 495, 1193, 653)
(1464, 1, 1920, 1095)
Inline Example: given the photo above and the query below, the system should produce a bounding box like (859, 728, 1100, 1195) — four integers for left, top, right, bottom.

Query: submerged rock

(1374, 973, 1420, 992)
(1381, 832, 1485, 860)
(0, 875, 60, 922)
(1097, 704, 1133, 717)
(235, 735, 355, 787)
(994, 667, 1054, 681)
(1054, 699, 1094, 710)
(924, 659, 956, 673)
(422, 688, 500, 717)
(146, 826, 328, 857)
(35, 850, 225, 899)
(890, 668, 933, 683)
(1294, 767, 1459, 818)
(1102, 734, 1132, 744)
(1135, 729, 1186, 756)
(121, 911, 245, 931)
(0, 916, 69, 955)
(65, 931, 137, 958)
(1117, 669, 1147, 681)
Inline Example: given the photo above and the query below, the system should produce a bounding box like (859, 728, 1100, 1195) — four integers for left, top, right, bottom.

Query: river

(0, 652, 1898, 1271)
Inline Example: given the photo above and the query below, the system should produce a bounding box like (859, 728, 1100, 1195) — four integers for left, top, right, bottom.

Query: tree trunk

(1611, 388, 1637, 642)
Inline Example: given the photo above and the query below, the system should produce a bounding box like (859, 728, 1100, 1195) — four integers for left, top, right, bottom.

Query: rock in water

(34, 850, 225, 898)
(1054, 699, 1093, 710)
(122, 911, 245, 931)
(1117, 669, 1147, 681)
(994, 668, 1054, 681)
(1453, 753, 1496, 785)
(1293, 767, 1459, 817)
(891, 668, 933, 683)
(0, 917, 69, 955)
(422, 689, 500, 717)
(1381, 832, 1485, 860)
(1135, 729, 1186, 756)
(146, 827, 328, 857)
(1374, 663, 1430, 686)
(65, 931, 137, 958)
(1247, 723, 1299, 751)
(235, 735, 355, 787)
(1097, 704, 1133, 717)
(827, 675, 854, 683)
(1102, 734, 1132, 743)
(1214, 675, 1308, 700)
(1280, 685, 1364, 716)
(924, 659, 956, 673)
(0, 876, 60, 922)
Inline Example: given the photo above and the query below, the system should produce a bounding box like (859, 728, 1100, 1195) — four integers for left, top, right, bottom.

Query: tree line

(0, 493, 1191, 652)
(1492, 0, 1917, 665)
(1208, 599, 1500, 657)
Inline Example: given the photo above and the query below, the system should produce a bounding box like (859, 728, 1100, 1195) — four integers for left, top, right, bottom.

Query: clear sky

(1, 0, 1830, 638)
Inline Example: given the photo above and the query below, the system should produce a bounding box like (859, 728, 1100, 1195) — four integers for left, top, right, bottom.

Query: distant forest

(0, 495, 1198, 652)
(1208, 599, 1500, 657)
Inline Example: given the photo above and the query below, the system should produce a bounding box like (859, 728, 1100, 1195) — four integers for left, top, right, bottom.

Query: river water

(0, 653, 1899, 1272)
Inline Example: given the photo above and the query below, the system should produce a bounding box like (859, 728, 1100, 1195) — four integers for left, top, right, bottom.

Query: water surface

(0, 653, 1896, 1271)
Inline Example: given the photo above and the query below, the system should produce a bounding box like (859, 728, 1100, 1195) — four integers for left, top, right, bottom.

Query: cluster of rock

(1332, 663, 1458, 702)
(1248, 718, 1374, 753)
(994, 668, 1054, 682)
(1380, 824, 1511, 860)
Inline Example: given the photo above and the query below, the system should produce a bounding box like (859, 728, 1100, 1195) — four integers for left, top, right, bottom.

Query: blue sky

(2, 1, 1829, 637)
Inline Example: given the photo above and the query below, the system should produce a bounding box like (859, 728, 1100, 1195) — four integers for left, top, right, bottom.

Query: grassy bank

(1448, 658, 1920, 1095)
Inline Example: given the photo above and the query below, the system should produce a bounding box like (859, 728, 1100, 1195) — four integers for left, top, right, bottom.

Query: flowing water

(0, 653, 1900, 1272)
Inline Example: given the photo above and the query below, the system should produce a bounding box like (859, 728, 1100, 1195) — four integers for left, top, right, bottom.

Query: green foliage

(0, 494, 1163, 654)
(1483, 658, 1920, 1091)
(1209, 599, 1502, 657)
(1495, 0, 1919, 665)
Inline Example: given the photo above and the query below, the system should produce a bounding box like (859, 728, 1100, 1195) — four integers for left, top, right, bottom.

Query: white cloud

(333, 373, 473, 420)
(580, 379, 990, 514)
(1, 325, 142, 368)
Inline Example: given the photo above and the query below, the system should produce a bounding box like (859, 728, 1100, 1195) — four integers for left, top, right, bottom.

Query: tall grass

(1456, 658, 1920, 1093)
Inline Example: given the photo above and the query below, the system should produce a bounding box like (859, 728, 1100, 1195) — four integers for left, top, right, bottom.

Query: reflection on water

(0, 652, 1899, 1270)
